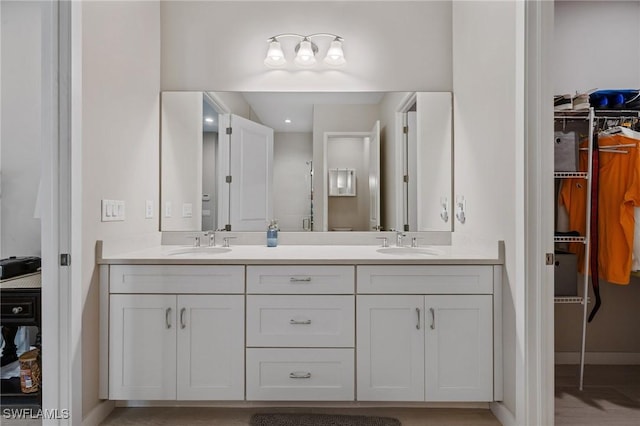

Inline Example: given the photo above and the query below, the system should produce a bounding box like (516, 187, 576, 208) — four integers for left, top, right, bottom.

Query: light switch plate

(101, 199, 125, 222)
(182, 203, 193, 218)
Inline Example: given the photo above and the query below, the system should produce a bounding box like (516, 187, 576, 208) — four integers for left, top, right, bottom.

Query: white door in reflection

(218, 114, 274, 231)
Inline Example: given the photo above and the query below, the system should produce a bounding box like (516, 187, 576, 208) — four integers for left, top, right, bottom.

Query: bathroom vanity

(98, 239, 503, 406)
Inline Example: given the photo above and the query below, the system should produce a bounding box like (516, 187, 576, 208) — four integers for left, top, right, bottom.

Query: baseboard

(115, 400, 490, 409)
(490, 402, 516, 426)
(83, 400, 115, 426)
(555, 352, 640, 365)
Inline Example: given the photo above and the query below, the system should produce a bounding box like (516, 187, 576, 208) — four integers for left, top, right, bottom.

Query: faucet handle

(375, 237, 389, 248)
(411, 237, 425, 248)
(186, 235, 201, 247)
(222, 236, 237, 248)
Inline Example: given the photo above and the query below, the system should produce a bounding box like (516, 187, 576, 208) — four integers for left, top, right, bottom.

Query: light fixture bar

(264, 33, 346, 68)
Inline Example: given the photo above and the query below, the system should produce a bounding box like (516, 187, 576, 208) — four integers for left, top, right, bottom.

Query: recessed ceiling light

(204, 117, 214, 123)
(284, 119, 292, 124)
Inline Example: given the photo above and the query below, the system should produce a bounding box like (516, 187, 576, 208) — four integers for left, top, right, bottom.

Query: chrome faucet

(396, 231, 406, 247)
(204, 230, 216, 246)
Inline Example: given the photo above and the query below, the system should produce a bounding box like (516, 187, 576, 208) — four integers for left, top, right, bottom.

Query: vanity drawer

(247, 295, 354, 347)
(0, 291, 40, 325)
(246, 348, 354, 401)
(247, 266, 354, 294)
(109, 265, 244, 294)
(357, 265, 494, 294)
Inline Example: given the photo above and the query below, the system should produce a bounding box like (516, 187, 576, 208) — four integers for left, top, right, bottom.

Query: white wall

(0, 1, 43, 257)
(313, 104, 379, 231)
(161, 91, 203, 231)
(273, 132, 313, 231)
(554, 1, 640, 94)
(453, 1, 522, 423)
(81, 0, 160, 419)
(160, 1, 452, 92)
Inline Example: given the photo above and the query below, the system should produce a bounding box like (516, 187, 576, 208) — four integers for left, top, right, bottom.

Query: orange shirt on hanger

(595, 134, 640, 284)
(560, 134, 640, 285)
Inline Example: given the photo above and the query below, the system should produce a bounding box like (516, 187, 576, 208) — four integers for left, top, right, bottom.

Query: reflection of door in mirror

(217, 114, 274, 231)
(399, 92, 452, 232)
(324, 120, 380, 232)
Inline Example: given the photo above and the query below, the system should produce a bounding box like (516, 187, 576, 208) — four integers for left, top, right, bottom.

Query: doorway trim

(523, 1, 555, 425)
(394, 92, 417, 232)
(322, 131, 370, 232)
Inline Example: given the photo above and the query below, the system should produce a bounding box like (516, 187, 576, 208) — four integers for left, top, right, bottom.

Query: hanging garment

(558, 152, 589, 272)
(560, 133, 640, 285)
(597, 134, 640, 284)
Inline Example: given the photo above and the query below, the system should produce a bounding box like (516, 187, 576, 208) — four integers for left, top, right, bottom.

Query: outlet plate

(145, 200, 153, 219)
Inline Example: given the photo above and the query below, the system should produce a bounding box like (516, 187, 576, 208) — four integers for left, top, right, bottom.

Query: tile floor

(100, 406, 500, 426)
(555, 365, 640, 426)
(4, 365, 640, 425)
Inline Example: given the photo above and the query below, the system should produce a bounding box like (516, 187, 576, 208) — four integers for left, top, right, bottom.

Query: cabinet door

(356, 295, 424, 401)
(109, 295, 177, 400)
(176, 295, 244, 400)
(424, 295, 493, 401)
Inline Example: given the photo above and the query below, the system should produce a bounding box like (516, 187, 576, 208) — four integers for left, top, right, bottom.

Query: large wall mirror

(160, 91, 452, 233)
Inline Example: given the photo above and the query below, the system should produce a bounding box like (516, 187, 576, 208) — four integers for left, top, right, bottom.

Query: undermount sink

(377, 247, 440, 256)
(167, 247, 232, 256)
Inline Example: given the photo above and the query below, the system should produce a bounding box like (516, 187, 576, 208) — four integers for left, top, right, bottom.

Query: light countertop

(97, 242, 503, 265)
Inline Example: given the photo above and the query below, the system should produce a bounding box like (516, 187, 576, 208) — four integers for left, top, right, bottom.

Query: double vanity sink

(97, 239, 503, 405)
(165, 245, 441, 258)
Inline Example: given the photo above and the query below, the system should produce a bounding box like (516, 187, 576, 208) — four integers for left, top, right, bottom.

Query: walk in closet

(553, 2, 640, 424)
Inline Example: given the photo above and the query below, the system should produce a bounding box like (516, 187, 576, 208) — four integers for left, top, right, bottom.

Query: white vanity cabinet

(106, 265, 245, 401)
(245, 265, 355, 401)
(100, 257, 502, 405)
(356, 265, 498, 402)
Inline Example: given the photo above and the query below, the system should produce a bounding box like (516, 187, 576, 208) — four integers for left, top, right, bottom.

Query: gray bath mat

(250, 413, 401, 426)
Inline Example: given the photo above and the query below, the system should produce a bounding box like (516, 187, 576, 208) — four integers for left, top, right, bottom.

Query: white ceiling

(241, 92, 385, 133)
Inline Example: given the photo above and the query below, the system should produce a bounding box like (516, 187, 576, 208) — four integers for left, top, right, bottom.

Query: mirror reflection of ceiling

(231, 92, 385, 133)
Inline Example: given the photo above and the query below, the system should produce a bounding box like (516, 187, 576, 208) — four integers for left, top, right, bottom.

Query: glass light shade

(294, 40, 317, 67)
(324, 39, 346, 66)
(264, 40, 286, 68)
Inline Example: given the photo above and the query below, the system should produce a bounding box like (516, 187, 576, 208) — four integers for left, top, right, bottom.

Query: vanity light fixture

(264, 33, 345, 68)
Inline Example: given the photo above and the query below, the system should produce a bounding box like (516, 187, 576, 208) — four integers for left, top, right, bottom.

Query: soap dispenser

(267, 220, 279, 247)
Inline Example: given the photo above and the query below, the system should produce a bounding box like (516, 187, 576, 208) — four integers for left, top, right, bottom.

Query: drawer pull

(180, 308, 186, 329)
(289, 319, 312, 325)
(290, 277, 312, 283)
(430, 307, 436, 330)
(12, 307, 24, 314)
(289, 371, 312, 379)
(416, 307, 420, 330)
(166, 307, 172, 329)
